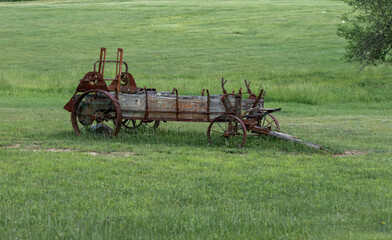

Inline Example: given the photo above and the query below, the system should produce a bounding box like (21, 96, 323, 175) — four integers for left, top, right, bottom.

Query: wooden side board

(114, 92, 259, 121)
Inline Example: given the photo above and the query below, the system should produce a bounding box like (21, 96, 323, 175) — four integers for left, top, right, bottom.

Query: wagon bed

(117, 91, 263, 121)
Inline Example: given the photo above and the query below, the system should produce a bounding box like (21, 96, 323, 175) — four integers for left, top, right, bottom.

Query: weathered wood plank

(112, 92, 261, 120)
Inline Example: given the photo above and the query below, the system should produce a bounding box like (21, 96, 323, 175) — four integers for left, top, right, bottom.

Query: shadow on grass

(42, 125, 334, 155)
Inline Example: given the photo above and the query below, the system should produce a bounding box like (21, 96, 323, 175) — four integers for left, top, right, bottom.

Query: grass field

(1, 0, 392, 239)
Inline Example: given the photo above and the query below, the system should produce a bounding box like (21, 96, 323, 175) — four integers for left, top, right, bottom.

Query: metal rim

(207, 114, 247, 148)
(71, 90, 122, 137)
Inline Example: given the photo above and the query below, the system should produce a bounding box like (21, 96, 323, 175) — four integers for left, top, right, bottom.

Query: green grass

(1, 0, 391, 103)
(0, 0, 392, 239)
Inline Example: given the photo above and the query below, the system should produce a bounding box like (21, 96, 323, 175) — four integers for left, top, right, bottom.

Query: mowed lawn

(0, 0, 392, 239)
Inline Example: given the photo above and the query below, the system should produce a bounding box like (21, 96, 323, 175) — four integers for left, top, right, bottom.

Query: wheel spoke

(90, 97, 99, 111)
(79, 102, 94, 116)
(102, 103, 113, 114)
(211, 135, 224, 142)
(211, 129, 224, 134)
(216, 122, 225, 131)
(132, 120, 139, 129)
(265, 118, 274, 126)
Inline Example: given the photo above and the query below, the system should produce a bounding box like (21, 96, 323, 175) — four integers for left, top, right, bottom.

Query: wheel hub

(223, 130, 231, 137)
(94, 111, 106, 122)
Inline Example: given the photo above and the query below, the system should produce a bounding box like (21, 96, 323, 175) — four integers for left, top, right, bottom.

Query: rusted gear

(76, 72, 108, 92)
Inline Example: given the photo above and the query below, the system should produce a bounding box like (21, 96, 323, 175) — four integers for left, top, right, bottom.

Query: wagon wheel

(121, 120, 160, 130)
(207, 114, 247, 148)
(71, 90, 122, 137)
(259, 113, 280, 132)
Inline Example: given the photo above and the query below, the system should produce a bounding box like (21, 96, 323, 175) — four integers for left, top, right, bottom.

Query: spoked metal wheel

(71, 90, 122, 137)
(121, 120, 160, 130)
(207, 114, 247, 148)
(259, 113, 280, 132)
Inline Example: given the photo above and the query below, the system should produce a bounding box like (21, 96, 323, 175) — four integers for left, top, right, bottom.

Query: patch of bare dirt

(107, 151, 136, 157)
(34, 148, 136, 157)
(0, 143, 21, 149)
(46, 148, 73, 153)
(21, 147, 73, 153)
(2, 144, 136, 157)
(334, 150, 366, 157)
(86, 151, 136, 157)
(87, 152, 99, 156)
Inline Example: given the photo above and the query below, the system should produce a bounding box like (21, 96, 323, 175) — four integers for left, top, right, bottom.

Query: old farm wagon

(64, 48, 323, 149)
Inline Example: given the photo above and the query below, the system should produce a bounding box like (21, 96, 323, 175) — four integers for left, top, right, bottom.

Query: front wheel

(259, 113, 280, 132)
(207, 114, 247, 148)
(71, 90, 122, 137)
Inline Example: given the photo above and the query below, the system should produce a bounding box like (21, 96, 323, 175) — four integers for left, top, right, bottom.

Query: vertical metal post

(206, 90, 210, 122)
(144, 87, 149, 121)
(98, 47, 106, 76)
(116, 48, 123, 99)
(174, 88, 179, 121)
(98, 48, 103, 74)
(234, 94, 242, 132)
(101, 48, 106, 77)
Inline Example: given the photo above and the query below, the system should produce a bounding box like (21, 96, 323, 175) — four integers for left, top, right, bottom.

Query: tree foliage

(337, 0, 392, 68)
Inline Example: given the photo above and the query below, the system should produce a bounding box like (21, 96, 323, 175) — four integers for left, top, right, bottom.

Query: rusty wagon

(64, 48, 322, 149)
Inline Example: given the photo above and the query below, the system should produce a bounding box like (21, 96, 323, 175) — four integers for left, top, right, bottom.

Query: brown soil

(1, 144, 136, 157)
(334, 150, 366, 157)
